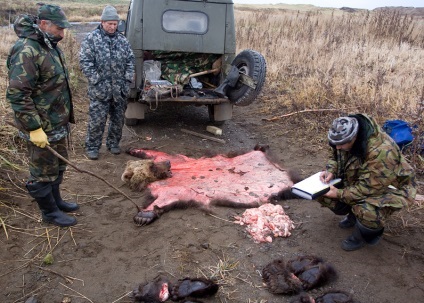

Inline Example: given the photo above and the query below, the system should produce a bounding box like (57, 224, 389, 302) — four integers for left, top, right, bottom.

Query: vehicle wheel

(227, 49, 266, 106)
(125, 118, 138, 126)
(208, 105, 226, 126)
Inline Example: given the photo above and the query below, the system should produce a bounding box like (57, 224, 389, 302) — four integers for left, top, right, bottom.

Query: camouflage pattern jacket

(326, 114, 416, 208)
(6, 14, 74, 136)
(79, 25, 134, 102)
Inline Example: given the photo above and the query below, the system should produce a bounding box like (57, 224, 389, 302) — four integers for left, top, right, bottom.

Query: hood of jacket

(13, 14, 56, 48)
(14, 15, 40, 39)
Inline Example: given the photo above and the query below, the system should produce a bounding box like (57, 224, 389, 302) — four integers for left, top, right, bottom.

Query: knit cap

(328, 117, 359, 145)
(101, 5, 120, 21)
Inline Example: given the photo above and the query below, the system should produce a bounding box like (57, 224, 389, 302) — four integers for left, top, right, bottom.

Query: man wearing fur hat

(318, 114, 416, 251)
(79, 5, 134, 160)
(7, 4, 79, 227)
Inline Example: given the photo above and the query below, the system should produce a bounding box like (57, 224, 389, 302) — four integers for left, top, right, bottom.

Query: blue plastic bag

(382, 120, 414, 149)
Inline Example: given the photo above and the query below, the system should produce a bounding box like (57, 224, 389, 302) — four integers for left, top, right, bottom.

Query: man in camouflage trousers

(318, 114, 416, 251)
(79, 5, 135, 160)
(6, 4, 79, 227)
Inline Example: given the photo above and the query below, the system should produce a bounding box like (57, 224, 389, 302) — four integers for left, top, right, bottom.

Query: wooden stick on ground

(45, 145, 141, 211)
(262, 108, 351, 122)
(36, 266, 80, 284)
(59, 282, 94, 303)
(6, 121, 141, 211)
(181, 128, 226, 144)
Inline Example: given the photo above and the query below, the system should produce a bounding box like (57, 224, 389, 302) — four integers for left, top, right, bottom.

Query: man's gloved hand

(29, 128, 49, 148)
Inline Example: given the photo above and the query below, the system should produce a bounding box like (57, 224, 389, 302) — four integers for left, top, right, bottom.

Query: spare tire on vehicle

(227, 49, 266, 106)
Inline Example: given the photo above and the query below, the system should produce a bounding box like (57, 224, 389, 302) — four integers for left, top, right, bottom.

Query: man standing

(79, 5, 135, 160)
(7, 4, 79, 227)
(318, 114, 416, 251)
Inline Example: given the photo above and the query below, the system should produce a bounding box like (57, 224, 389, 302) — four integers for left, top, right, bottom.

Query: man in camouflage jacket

(6, 4, 79, 227)
(79, 5, 135, 160)
(318, 113, 416, 251)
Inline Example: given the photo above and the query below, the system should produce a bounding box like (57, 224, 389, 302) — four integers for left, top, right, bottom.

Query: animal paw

(170, 278, 219, 301)
(262, 258, 303, 294)
(289, 293, 316, 303)
(315, 290, 354, 303)
(131, 277, 170, 302)
(262, 258, 286, 283)
(286, 255, 323, 275)
(133, 211, 159, 226)
(264, 269, 302, 295)
(296, 262, 336, 290)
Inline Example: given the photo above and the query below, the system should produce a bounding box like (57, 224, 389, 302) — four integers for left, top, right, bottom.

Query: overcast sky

(233, 0, 423, 10)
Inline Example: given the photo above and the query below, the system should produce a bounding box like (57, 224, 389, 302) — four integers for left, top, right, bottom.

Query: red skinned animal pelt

(125, 147, 296, 226)
(169, 277, 219, 301)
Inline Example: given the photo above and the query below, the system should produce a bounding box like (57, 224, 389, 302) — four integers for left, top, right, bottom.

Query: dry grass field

(0, 1, 423, 303)
(1, 1, 423, 175)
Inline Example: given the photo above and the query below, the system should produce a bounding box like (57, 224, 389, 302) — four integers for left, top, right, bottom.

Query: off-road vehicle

(123, 0, 266, 125)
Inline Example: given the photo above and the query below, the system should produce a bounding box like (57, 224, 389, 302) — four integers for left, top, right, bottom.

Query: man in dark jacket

(318, 114, 416, 251)
(6, 4, 79, 227)
(79, 5, 135, 160)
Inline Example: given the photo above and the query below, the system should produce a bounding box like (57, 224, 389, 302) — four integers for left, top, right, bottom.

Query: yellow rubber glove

(29, 128, 49, 148)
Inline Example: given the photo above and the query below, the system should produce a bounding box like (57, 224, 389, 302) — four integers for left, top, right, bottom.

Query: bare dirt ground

(1, 91, 423, 303)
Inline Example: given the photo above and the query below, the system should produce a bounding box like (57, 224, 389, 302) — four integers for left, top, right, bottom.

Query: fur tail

(270, 188, 302, 202)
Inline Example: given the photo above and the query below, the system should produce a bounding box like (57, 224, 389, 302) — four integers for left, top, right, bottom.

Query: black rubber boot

(338, 211, 356, 229)
(357, 221, 384, 246)
(26, 181, 77, 227)
(213, 65, 240, 97)
(52, 171, 79, 212)
(341, 221, 384, 251)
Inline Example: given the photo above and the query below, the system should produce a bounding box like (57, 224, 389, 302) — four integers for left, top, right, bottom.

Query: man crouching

(318, 114, 416, 251)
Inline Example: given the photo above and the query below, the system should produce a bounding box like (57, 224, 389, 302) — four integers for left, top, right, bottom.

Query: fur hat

(328, 117, 359, 145)
(101, 5, 119, 21)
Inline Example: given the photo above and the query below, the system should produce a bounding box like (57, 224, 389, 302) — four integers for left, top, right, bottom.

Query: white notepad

(291, 172, 341, 200)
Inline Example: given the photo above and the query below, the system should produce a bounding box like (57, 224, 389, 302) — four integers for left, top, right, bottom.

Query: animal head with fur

(121, 159, 172, 191)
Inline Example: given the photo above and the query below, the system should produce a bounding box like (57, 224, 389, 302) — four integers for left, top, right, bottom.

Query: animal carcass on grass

(123, 147, 297, 229)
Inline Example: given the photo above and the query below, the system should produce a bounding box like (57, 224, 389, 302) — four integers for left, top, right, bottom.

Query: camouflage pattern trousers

(85, 98, 127, 152)
(317, 196, 398, 229)
(27, 138, 68, 182)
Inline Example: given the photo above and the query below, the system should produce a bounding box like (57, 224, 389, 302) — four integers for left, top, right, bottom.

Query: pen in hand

(324, 165, 330, 184)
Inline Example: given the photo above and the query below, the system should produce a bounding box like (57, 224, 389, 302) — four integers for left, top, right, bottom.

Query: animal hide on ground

(125, 147, 296, 226)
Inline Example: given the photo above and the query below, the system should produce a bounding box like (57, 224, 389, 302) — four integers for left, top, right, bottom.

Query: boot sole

(341, 240, 366, 251)
(42, 218, 77, 227)
(58, 205, 80, 212)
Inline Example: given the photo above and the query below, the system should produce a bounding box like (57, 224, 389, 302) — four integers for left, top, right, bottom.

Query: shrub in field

(0, 4, 422, 180)
(235, 8, 423, 173)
